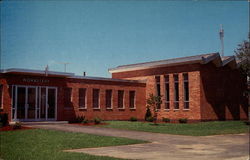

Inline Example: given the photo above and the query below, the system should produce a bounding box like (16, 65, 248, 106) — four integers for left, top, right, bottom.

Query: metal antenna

(59, 62, 70, 72)
(219, 24, 224, 57)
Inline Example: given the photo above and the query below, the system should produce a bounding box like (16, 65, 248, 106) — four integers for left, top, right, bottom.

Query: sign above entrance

(22, 78, 50, 83)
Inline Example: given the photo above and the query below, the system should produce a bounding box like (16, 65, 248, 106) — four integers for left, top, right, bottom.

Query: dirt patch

(0, 125, 33, 132)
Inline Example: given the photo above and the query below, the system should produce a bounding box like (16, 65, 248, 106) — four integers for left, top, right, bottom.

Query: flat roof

(0, 68, 145, 84)
(0, 68, 75, 77)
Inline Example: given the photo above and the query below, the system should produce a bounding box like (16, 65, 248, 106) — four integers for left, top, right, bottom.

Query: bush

(76, 116, 85, 123)
(162, 117, 171, 123)
(0, 113, 8, 126)
(244, 121, 250, 125)
(93, 117, 102, 124)
(144, 107, 152, 121)
(12, 122, 22, 130)
(179, 118, 188, 123)
(0, 122, 3, 128)
(81, 119, 89, 124)
(146, 116, 154, 122)
(130, 117, 137, 122)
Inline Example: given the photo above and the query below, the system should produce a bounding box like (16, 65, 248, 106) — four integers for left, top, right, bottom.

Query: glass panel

(129, 91, 135, 108)
(48, 88, 56, 119)
(17, 87, 26, 119)
(27, 88, 36, 119)
(93, 89, 100, 108)
(105, 90, 112, 109)
(40, 88, 46, 119)
(118, 90, 124, 108)
(79, 88, 86, 108)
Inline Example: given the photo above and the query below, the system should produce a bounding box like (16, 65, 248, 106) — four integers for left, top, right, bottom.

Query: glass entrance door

(27, 87, 36, 119)
(13, 86, 57, 121)
(16, 87, 26, 119)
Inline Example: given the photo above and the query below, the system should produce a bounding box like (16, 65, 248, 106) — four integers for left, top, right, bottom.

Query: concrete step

(10, 121, 68, 125)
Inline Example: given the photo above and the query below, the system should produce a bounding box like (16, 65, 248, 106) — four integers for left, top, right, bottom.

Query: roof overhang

(109, 52, 221, 73)
(0, 68, 74, 77)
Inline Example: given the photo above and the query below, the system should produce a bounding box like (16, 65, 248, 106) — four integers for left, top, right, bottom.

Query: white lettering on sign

(22, 78, 50, 83)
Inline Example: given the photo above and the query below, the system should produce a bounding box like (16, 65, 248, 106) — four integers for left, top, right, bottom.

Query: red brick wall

(112, 64, 202, 121)
(200, 63, 248, 121)
(0, 73, 146, 122)
(60, 79, 146, 121)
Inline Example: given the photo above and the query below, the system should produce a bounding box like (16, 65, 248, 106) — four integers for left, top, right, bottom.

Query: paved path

(27, 124, 249, 160)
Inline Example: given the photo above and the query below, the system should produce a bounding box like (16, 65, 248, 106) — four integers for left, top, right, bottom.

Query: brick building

(0, 52, 248, 122)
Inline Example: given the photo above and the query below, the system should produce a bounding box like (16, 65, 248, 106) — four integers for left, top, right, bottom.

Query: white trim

(1, 68, 74, 77)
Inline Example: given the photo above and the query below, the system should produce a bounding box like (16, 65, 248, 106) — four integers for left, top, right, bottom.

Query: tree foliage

(235, 34, 250, 77)
(146, 93, 162, 124)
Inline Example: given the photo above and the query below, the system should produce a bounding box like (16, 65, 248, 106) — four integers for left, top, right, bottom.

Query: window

(93, 89, 100, 109)
(79, 88, 86, 109)
(64, 88, 72, 108)
(183, 73, 189, 109)
(129, 91, 135, 109)
(105, 90, 112, 109)
(164, 75, 170, 110)
(174, 74, 179, 109)
(118, 90, 124, 109)
(155, 76, 161, 109)
(0, 85, 3, 109)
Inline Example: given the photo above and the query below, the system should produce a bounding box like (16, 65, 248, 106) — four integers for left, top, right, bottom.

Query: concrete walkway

(27, 124, 249, 160)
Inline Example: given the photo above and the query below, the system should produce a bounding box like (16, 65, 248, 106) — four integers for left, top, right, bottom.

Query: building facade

(0, 53, 248, 122)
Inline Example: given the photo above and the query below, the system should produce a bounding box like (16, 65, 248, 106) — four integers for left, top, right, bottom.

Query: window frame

(164, 75, 170, 110)
(92, 89, 100, 109)
(129, 90, 136, 109)
(105, 89, 113, 109)
(173, 74, 179, 110)
(155, 76, 161, 109)
(78, 88, 87, 109)
(117, 90, 125, 109)
(183, 73, 190, 110)
(0, 84, 3, 109)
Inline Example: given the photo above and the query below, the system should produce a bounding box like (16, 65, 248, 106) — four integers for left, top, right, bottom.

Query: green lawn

(101, 121, 249, 136)
(0, 129, 146, 160)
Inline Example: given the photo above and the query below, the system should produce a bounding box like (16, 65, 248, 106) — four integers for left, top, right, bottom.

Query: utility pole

(219, 24, 224, 57)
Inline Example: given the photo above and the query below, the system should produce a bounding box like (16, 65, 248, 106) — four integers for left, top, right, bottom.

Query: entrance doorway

(12, 86, 57, 121)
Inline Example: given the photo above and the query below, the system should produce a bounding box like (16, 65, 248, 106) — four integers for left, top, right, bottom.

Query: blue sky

(1, 0, 249, 77)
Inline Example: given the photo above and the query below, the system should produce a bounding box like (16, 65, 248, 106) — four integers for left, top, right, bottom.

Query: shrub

(144, 107, 152, 121)
(12, 122, 22, 130)
(81, 119, 89, 124)
(179, 118, 188, 123)
(0, 113, 8, 126)
(162, 117, 171, 123)
(0, 122, 3, 128)
(146, 116, 154, 122)
(93, 117, 102, 124)
(244, 121, 250, 125)
(130, 117, 137, 122)
(76, 116, 85, 123)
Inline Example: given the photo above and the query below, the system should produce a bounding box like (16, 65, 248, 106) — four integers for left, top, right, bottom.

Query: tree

(146, 93, 162, 124)
(234, 34, 250, 77)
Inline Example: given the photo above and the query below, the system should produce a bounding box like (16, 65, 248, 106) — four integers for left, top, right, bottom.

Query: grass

(101, 121, 249, 136)
(0, 129, 146, 160)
